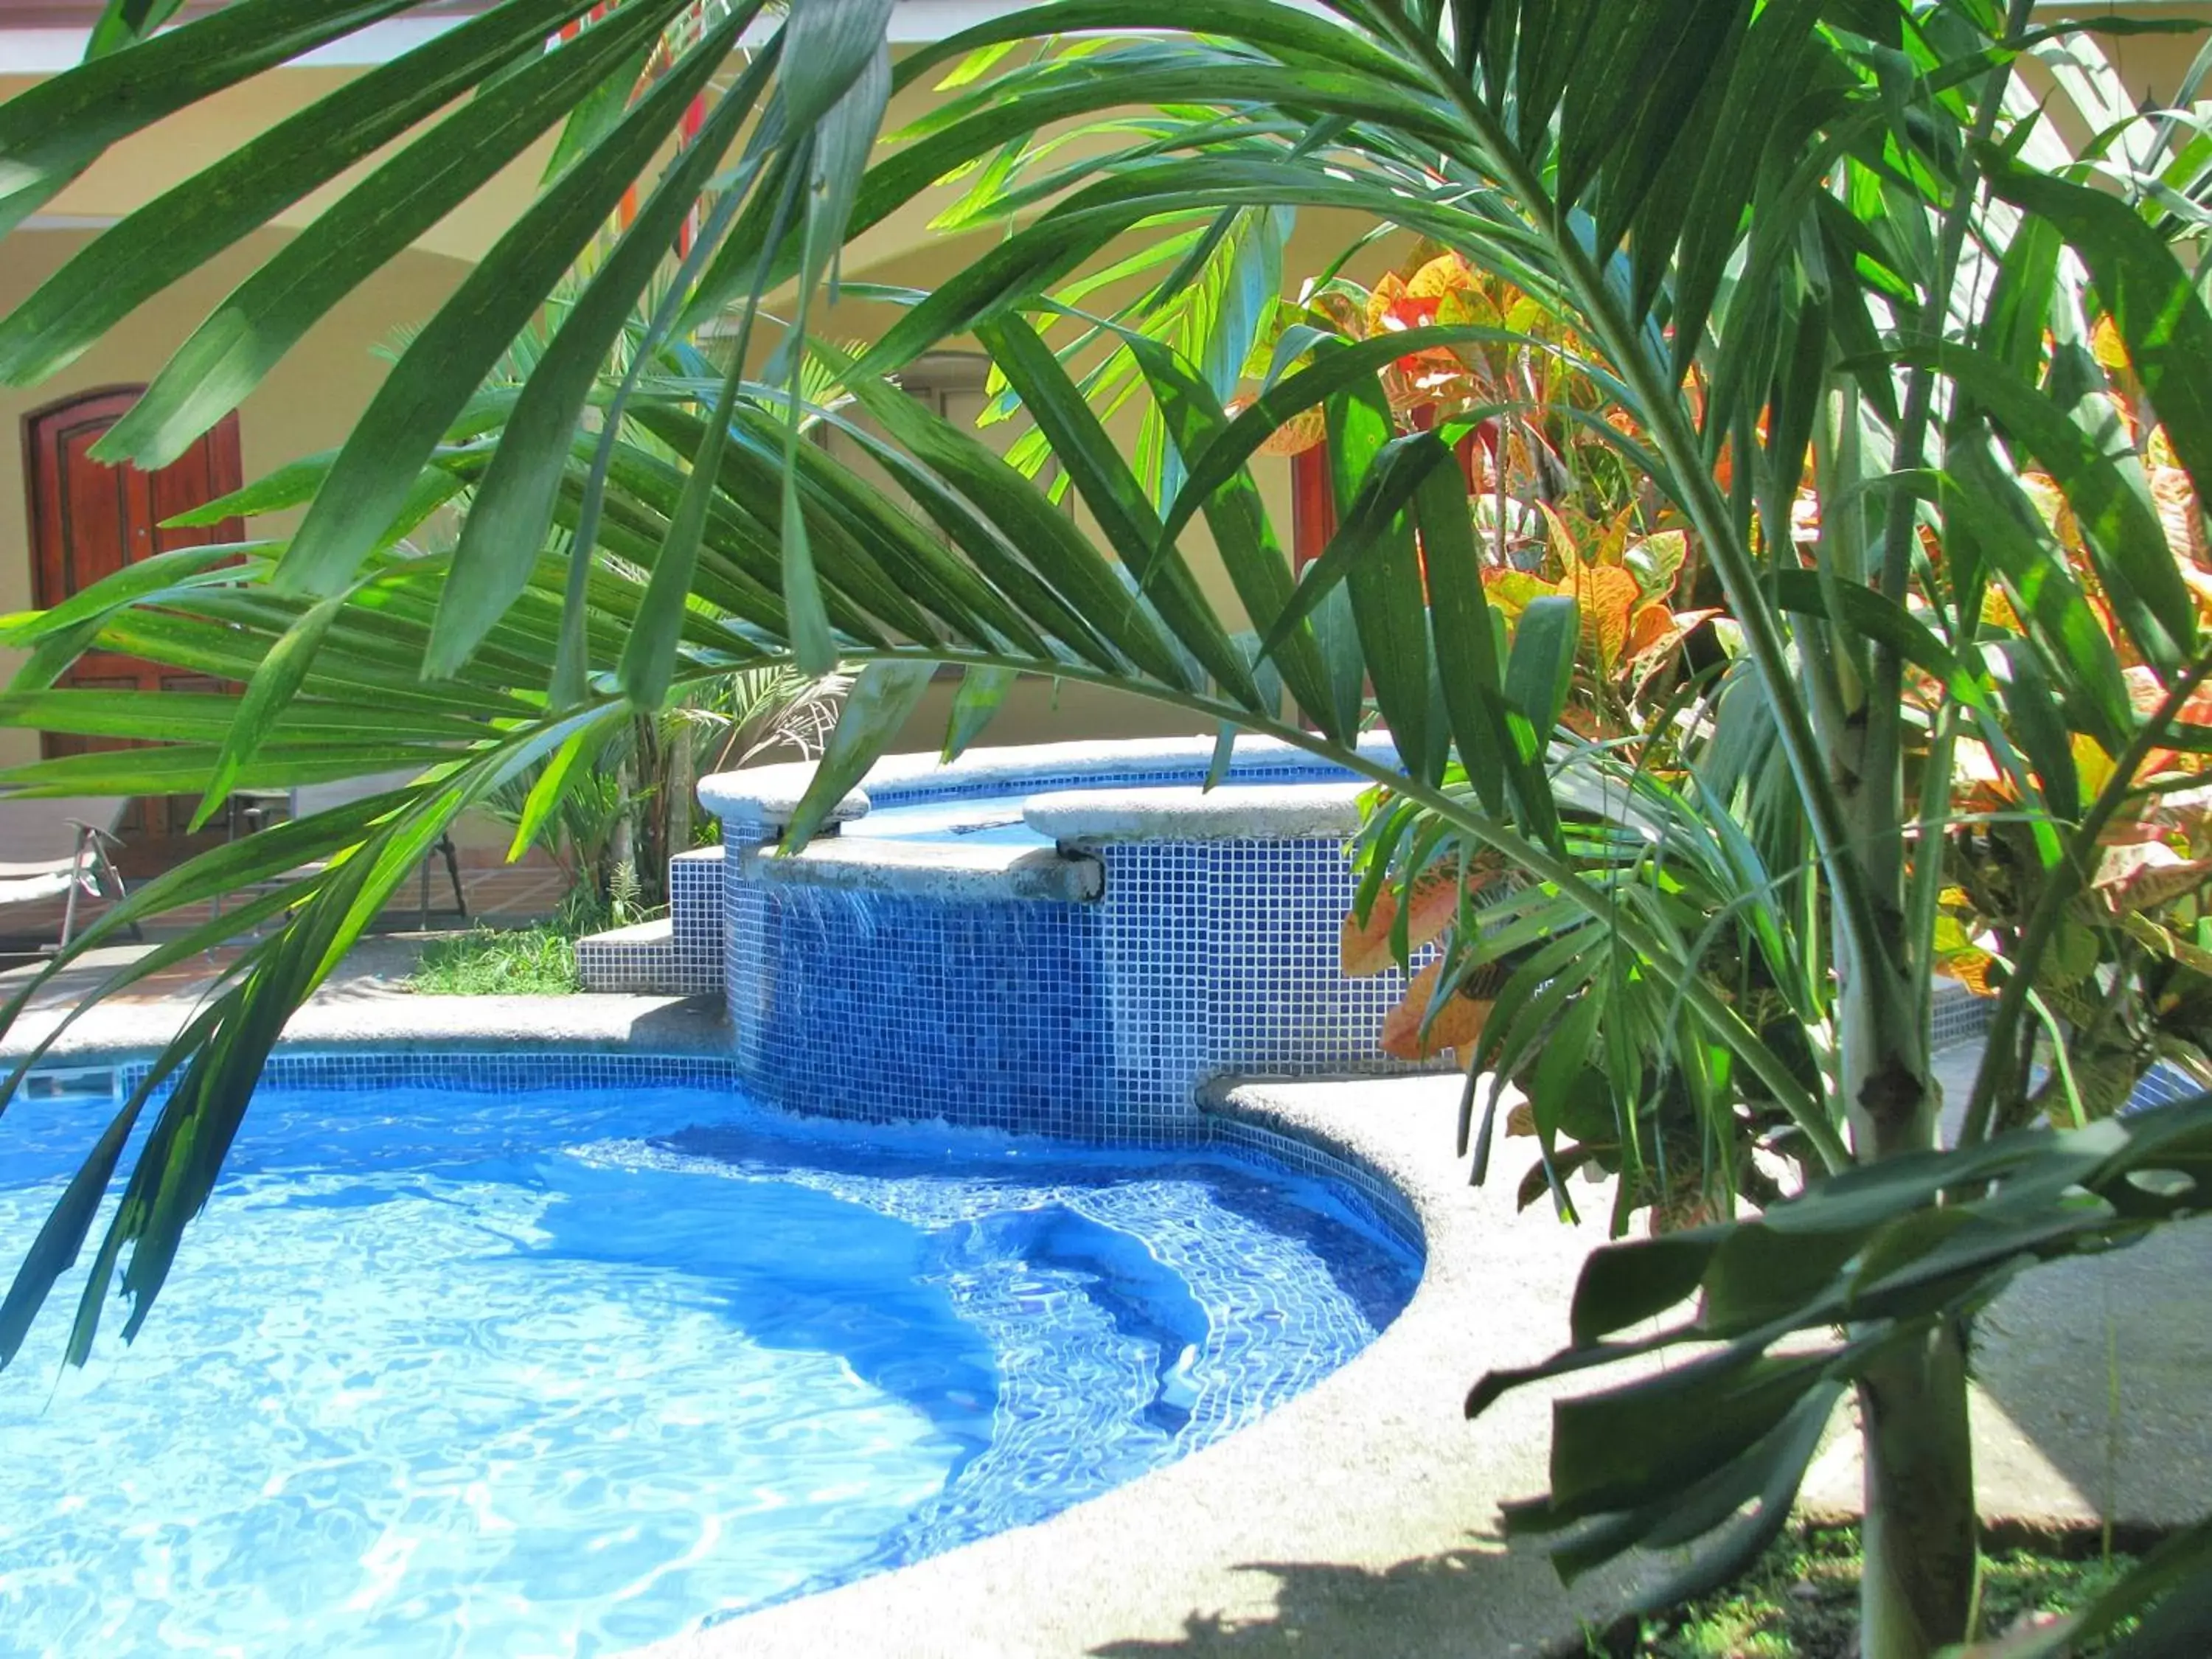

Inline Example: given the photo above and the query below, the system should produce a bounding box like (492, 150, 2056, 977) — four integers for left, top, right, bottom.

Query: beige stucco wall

(10, 13, 2199, 790)
(0, 42, 1290, 836)
(2032, 10, 2208, 108)
(0, 65, 558, 265)
(814, 206, 1398, 754)
(0, 228, 470, 769)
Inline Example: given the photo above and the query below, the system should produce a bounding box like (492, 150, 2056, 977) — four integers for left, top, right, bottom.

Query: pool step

(576, 846, 725, 995)
(573, 918, 717, 995)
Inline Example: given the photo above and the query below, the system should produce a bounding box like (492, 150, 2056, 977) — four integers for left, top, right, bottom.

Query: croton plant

(1937, 371, 2212, 1133)
(1327, 261, 2212, 1233)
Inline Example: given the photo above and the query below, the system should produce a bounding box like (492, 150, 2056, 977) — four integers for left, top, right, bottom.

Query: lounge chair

(229, 772, 468, 931)
(299, 774, 469, 930)
(0, 794, 136, 950)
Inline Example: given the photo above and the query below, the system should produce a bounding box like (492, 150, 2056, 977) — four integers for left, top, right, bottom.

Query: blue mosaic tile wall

(727, 878, 1111, 1136)
(575, 848, 725, 995)
(1930, 981, 1994, 1051)
(670, 847, 724, 971)
(2124, 1061, 2203, 1113)
(1182, 840, 1426, 1079)
(115, 1048, 745, 1098)
(1209, 1116, 1424, 1253)
(1088, 838, 1425, 1130)
(721, 828, 1424, 1142)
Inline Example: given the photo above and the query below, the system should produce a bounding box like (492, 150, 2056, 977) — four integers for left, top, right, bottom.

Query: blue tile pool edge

(18, 984, 2186, 1266)
(44, 1045, 1427, 1259)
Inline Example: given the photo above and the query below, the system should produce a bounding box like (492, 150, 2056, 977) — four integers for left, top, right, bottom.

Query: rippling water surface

(0, 1081, 1418, 1657)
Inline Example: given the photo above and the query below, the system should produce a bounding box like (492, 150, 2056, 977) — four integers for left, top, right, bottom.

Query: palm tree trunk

(1858, 1320, 1978, 1658)
(1833, 683, 1977, 1656)
(1839, 14, 2030, 1636)
(1842, 965, 1978, 1658)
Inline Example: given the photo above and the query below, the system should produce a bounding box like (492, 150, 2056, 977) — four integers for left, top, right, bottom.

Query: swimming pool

(838, 792, 1048, 847)
(0, 1069, 1419, 1657)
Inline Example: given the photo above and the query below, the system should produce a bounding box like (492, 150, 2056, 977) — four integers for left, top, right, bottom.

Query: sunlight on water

(0, 1083, 1417, 1657)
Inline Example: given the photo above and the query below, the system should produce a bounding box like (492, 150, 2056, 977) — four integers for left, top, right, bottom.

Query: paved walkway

(0, 852, 573, 1023)
(0, 851, 570, 975)
(1798, 1042, 2212, 1534)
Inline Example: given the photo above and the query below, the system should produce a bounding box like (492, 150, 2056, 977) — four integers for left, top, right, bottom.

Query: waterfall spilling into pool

(586, 734, 1439, 1138)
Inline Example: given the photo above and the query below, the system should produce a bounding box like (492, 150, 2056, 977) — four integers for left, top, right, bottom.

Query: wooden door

(24, 388, 244, 832)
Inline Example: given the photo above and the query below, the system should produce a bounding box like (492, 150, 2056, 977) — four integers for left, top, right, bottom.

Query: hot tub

(695, 736, 1433, 1139)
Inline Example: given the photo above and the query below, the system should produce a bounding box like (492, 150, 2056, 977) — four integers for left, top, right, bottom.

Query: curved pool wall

(697, 736, 1436, 1143)
(8, 1046, 1422, 1657)
(91, 1046, 1422, 1257)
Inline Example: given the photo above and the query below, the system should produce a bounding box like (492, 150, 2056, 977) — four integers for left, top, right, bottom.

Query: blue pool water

(841, 791, 1051, 847)
(0, 1082, 1417, 1657)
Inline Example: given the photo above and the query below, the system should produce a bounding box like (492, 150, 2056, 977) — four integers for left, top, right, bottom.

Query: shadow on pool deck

(1090, 1544, 1596, 1658)
(1938, 1029, 2212, 1534)
(1796, 1040, 2212, 1535)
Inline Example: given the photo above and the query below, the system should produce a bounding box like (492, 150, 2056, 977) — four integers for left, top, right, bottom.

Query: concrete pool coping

(697, 732, 1404, 838)
(0, 987, 731, 1074)
(720, 779, 1375, 903)
(1026, 781, 1370, 844)
(740, 835, 1105, 903)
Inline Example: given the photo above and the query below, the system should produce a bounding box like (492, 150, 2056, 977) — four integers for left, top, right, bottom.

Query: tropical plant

(1932, 409, 2212, 1133)
(414, 281, 858, 912)
(3, 3, 2212, 1655)
(481, 664, 850, 912)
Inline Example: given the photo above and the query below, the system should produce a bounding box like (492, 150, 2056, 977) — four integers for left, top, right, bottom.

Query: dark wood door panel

(24, 388, 246, 830)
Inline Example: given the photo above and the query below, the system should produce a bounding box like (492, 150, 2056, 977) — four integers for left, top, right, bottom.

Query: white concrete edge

(0, 994, 730, 1070)
(1025, 781, 1369, 843)
(739, 838, 1102, 904)
(574, 918, 675, 947)
(698, 733, 1402, 833)
(695, 777, 871, 835)
(0, 973, 2000, 1083)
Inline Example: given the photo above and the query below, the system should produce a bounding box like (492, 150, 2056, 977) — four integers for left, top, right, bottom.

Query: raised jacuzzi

(680, 736, 1428, 1142)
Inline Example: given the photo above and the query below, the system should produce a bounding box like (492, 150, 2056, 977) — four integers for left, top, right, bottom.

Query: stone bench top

(740, 837, 1102, 903)
(1023, 782, 1369, 843)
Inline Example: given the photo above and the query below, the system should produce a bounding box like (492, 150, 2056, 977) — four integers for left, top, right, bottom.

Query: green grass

(406, 920, 584, 995)
(1616, 1527, 2138, 1658)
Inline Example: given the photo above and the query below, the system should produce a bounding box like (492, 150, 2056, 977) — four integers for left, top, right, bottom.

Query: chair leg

(420, 853, 432, 932)
(441, 834, 468, 922)
(91, 836, 142, 942)
(58, 830, 86, 951)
